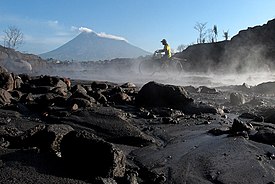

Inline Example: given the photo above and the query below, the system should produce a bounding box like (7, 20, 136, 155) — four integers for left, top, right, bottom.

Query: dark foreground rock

(136, 81, 194, 108)
(61, 130, 126, 179)
(1, 71, 275, 183)
(136, 81, 223, 115)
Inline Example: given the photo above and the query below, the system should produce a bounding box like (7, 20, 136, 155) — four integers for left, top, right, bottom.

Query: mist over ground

(41, 56, 275, 88)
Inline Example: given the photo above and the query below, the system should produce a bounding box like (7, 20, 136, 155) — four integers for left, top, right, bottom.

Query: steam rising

(221, 44, 271, 74)
(42, 55, 275, 88)
(78, 27, 93, 33)
(75, 26, 127, 41)
(97, 32, 128, 42)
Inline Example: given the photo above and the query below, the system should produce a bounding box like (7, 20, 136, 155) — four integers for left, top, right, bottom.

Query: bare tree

(3, 26, 24, 49)
(213, 25, 218, 42)
(206, 28, 214, 43)
(194, 22, 207, 44)
(223, 30, 229, 40)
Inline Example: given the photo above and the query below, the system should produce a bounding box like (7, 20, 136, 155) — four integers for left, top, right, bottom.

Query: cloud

(47, 20, 59, 28)
(70, 26, 78, 32)
(79, 27, 93, 33)
(72, 26, 128, 42)
(97, 32, 128, 42)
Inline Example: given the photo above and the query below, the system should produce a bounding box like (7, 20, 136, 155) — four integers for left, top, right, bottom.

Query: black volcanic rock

(136, 81, 222, 115)
(2, 71, 275, 183)
(252, 81, 275, 94)
(40, 32, 150, 61)
(60, 130, 126, 178)
(136, 81, 193, 109)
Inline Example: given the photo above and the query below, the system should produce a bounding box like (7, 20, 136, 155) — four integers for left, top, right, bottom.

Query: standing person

(155, 39, 172, 59)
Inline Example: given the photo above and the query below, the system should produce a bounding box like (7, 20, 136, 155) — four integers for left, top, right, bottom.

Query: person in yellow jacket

(155, 39, 172, 59)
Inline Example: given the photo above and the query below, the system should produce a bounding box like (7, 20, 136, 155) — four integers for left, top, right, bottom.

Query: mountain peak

(40, 32, 149, 61)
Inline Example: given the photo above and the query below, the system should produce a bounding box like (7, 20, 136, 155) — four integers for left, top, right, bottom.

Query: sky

(0, 0, 275, 55)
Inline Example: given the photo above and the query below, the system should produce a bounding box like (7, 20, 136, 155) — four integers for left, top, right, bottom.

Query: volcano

(40, 32, 151, 61)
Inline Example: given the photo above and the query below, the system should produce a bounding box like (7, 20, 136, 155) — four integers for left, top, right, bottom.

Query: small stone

(221, 114, 227, 119)
(71, 103, 78, 111)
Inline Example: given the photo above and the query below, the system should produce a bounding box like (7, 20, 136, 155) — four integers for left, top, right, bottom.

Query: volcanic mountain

(40, 32, 151, 61)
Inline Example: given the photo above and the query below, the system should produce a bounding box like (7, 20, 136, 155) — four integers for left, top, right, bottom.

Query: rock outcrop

(175, 19, 275, 73)
(0, 45, 48, 74)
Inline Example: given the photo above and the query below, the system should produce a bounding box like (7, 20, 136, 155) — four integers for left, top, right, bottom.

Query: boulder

(230, 92, 245, 105)
(12, 124, 46, 148)
(95, 92, 108, 104)
(44, 124, 74, 154)
(50, 86, 69, 96)
(68, 98, 94, 108)
(182, 102, 223, 115)
(0, 126, 23, 148)
(136, 81, 193, 109)
(60, 130, 126, 178)
(198, 86, 218, 94)
(62, 77, 71, 88)
(239, 112, 263, 122)
(0, 71, 14, 91)
(121, 82, 136, 88)
(70, 91, 96, 103)
(36, 93, 67, 107)
(71, 84, 87, 94)
(250, 127, 275, 145)
(51, 107, 155, 147)
(0, 88, 13, 105)
(14, 75, 23, 89)
(20, 84, 54, 94)
(91, 81, 109, 90)
(30, 75, 64, 87)
(230, 119, 253, 133)
(109, 92, 131, 105)
(255, 108, 275, 123)
(183, 85, 198, 93)
(10, 124, 74, 154)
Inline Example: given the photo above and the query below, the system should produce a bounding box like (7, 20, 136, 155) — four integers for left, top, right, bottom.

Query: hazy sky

(0, 0, 274, 54)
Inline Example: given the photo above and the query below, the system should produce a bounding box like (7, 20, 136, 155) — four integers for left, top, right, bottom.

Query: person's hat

(161, 39, 167, 43)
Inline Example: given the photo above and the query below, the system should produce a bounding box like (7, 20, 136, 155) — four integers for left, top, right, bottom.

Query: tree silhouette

(223, 30, 229, 40)
(213, 25, 218, 42)
(3, 26, 24, 49)
(194, 22, 207, 44)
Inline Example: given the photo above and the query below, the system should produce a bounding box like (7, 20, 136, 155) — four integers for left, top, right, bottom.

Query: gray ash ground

(1, 71, 275, 184)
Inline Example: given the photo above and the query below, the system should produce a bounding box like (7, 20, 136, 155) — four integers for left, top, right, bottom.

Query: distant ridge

(174, 18, 275, 73)
(40, 32, 151, 61)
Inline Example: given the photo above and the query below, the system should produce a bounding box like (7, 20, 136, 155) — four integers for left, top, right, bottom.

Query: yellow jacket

(164, 44, 172, 58)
